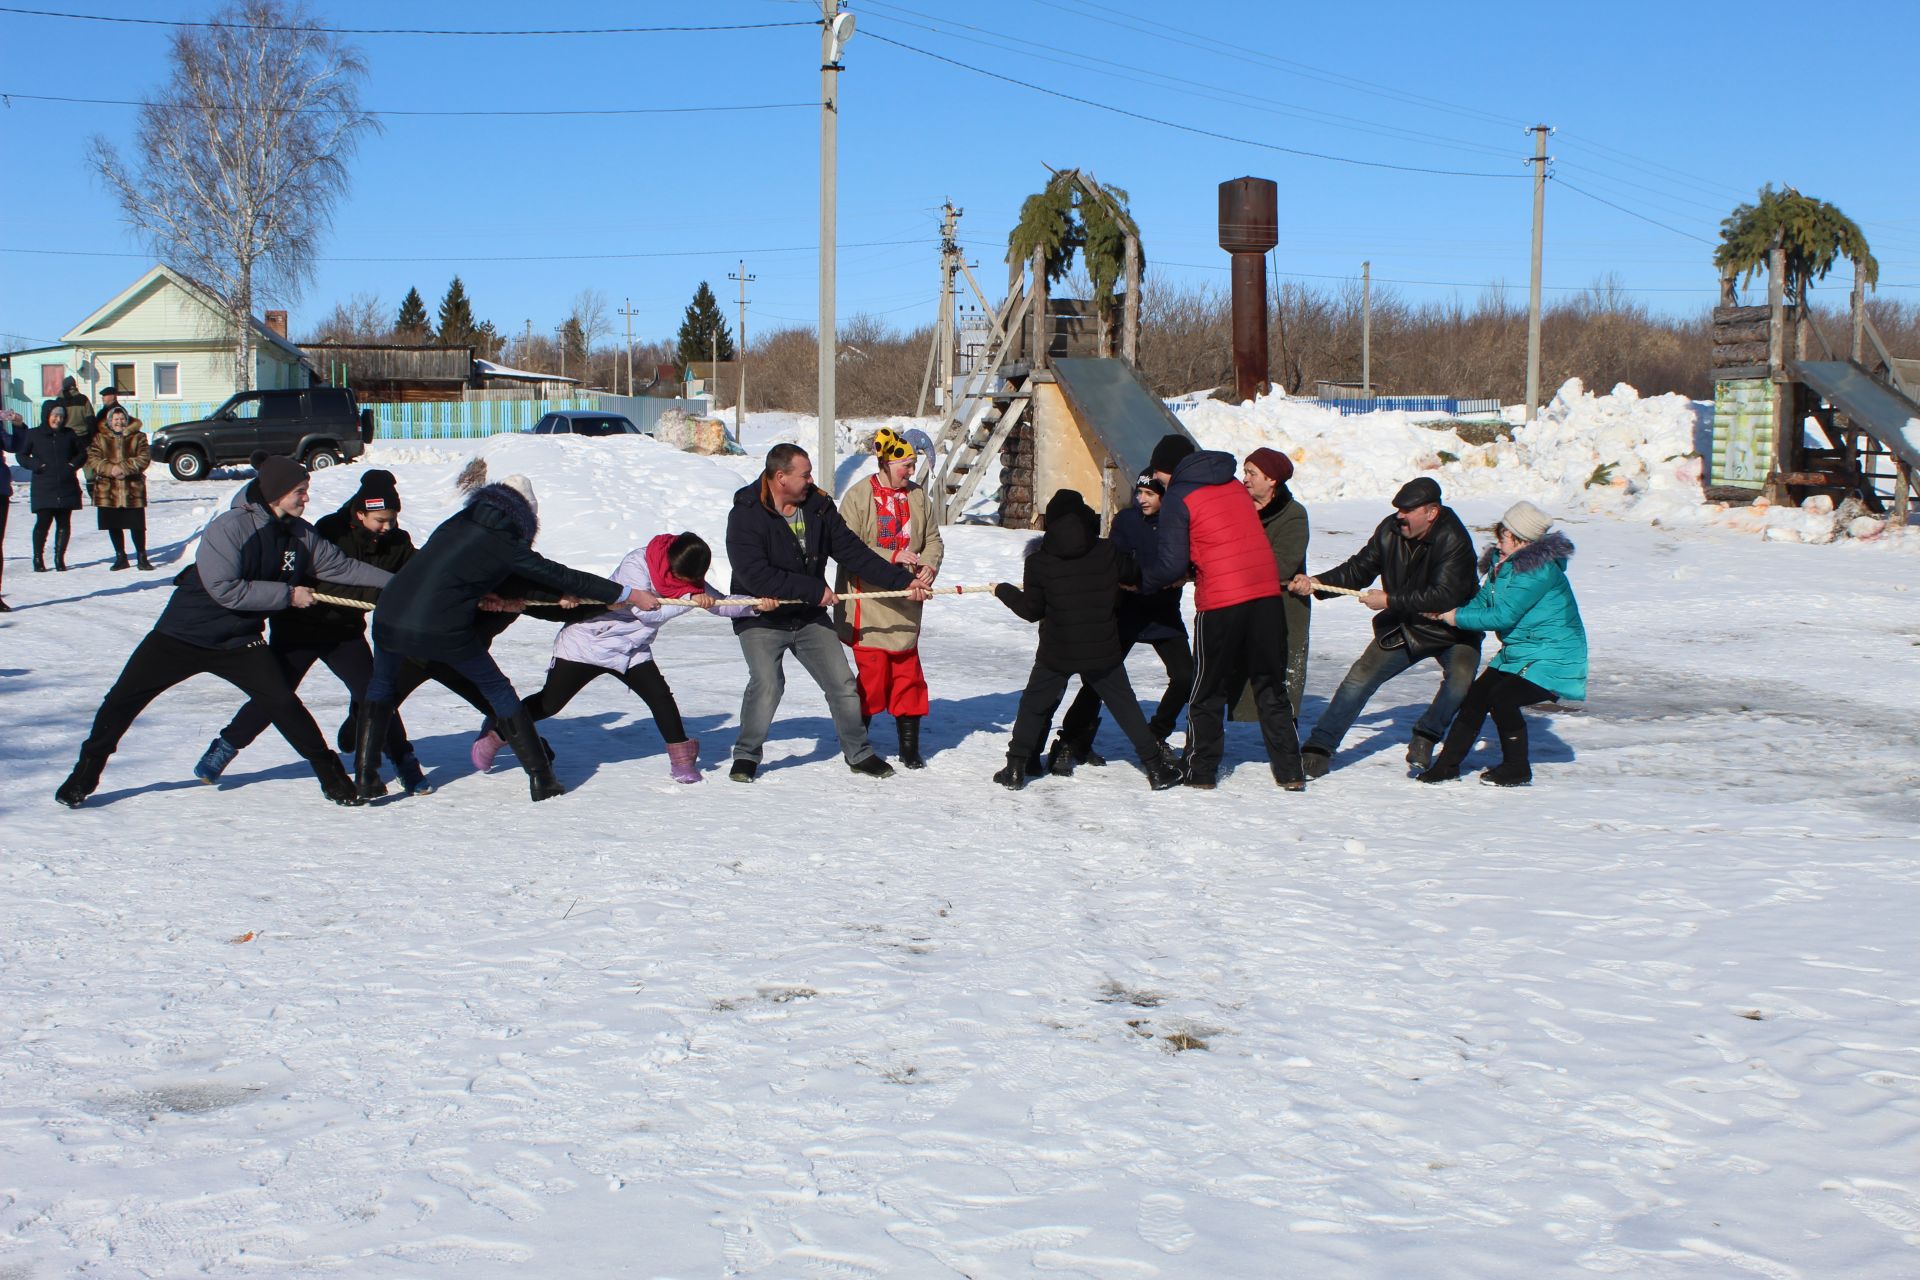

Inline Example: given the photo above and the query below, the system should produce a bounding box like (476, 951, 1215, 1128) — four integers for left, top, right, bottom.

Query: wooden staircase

(919, 285, 1034, 524)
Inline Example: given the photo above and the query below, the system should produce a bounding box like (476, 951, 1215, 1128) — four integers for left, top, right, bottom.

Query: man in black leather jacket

(1287, 477, 1482, 776)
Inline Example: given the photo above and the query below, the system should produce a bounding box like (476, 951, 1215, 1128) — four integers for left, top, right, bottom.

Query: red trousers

(851, 645, 929, 717)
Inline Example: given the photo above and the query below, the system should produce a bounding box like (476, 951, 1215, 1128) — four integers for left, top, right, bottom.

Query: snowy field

(3, 404, 1919, 1278)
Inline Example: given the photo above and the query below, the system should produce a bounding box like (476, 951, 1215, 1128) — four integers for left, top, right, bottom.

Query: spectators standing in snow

(1419, 501, 1587, 787)
(724, 443, 924, 782)
(1137, 434, 1305, 791)
(1051, 472, 1194, 772)
(24, 403, 86, 572)
(84, 406, 153, 571)
(1288, 476, 1482, 777)
(359, 473, 655, 802)
(193, 470, 493, 796)
(94, 385, 124, 441)
(1232, 447, 1309, 721)
(53, 456, 390, 809)
(991, 488, 1184, 793)
(836, 427, 943, 769)
(480, 532, 773, 784)
(42, 375, 94, 449)
(0, 408, 29, 611)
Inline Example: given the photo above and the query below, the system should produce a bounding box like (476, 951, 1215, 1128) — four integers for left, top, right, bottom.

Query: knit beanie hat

(1044, 488, 1088, 522)
(254, 454, 307, 506)
(1245, 447, 1294, 485)
(351, 468, 401, 514)
(500, 473, 538, 517)
(1500, 500, 1552, 542)
(1134, 471, 1166, 496)
(1148, 433, 1197, 476)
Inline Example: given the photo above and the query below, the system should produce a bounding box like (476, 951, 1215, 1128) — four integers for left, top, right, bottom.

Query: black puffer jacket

(22, 425, 85, 511)
(995, 500, 1138, 673)
(1315, 506, 1482, 656)
(1109, 504, 1185, 643)
(269, 499, 420, 647)
(372, 483, 624, 662)
(725, 476, 911, 633)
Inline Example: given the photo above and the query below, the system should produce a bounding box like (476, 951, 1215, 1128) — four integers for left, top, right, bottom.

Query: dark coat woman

(23, 406, 85, 571)
(0, 409, 28, 609)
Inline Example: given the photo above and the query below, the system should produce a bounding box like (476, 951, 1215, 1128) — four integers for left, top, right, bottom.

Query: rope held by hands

(307, 583, 1005, 613)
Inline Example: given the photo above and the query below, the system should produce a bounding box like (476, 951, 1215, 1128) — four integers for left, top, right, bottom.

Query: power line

(863, 31, 1525, 180)
(0, 6, 815, 36)
(1548, 175, 1715, 245)
(0, 237, 928, 264)
(3, 91, 815, 119)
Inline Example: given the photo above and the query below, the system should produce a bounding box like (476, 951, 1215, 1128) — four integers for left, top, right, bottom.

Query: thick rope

(308, 583, 1005, 613)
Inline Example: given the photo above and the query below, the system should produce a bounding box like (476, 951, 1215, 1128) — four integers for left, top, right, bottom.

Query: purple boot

(470, 723, 505, 771)
(666, 738, 701, 784)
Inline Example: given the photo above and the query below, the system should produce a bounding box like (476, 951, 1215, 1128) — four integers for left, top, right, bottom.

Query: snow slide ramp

(1791, 359, 1920, 472)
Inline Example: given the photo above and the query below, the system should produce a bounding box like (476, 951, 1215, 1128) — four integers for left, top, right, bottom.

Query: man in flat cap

(1286, 476, 1481, 777)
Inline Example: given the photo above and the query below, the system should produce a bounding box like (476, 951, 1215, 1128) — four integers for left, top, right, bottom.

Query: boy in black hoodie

(991, 489, 1183, 792)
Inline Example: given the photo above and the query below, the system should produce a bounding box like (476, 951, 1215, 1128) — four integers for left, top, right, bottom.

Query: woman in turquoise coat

(1418, 500, 1586, 786)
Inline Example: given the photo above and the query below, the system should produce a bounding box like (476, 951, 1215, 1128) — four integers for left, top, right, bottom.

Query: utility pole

(1361, 260, 1372, 395)
(729, 259, 755, 443)
(553, 323, 567, 378)
(617, 297, 640, 396)
(818, 0, 853, 493)
(522, 318, 532, 369)
(1525, 124, 1551, 421)
(938, 203, 959, 411)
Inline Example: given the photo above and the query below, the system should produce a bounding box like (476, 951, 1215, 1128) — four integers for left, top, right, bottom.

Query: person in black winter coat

(0, 408, 29, 610)
(1287, 476, 1483, 775)
(358, 473, 656, 801)
(1052, 473, 1194, 771)
(192, 469, 494, 795)
(991, 489, 1183, 792)
(54, 456, 389, 809)
(723, 443, 923, 782)
(23, 403, 86, 572)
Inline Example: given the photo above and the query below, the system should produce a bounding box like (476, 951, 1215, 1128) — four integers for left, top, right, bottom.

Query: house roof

(63, 264, 308, 363)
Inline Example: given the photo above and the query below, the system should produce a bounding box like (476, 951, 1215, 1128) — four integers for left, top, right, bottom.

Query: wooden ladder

(920, 285, 1034, 523)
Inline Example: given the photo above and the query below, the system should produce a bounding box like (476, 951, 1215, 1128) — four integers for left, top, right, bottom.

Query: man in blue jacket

(724, 444, 927, 781)
(54, 456, 392, 808)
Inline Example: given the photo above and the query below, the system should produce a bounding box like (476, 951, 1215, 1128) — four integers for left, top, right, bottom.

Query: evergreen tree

(394, 286, 431, 340)
(559, 316, 588, 372)
(436, 275, 478, 349)
(675, 281, 735, 368)
(1715, 185, 1877, 306)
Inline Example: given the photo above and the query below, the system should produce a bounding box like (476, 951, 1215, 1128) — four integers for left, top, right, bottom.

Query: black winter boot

(311, 753, 366, 807)
(897, 716, 926, 769)
(1024, 748, 1046, 777)
(993, 750, 1030, 791)
(1045, 733, 1077, 777)
(53, 524, 70, 571)
(1406, 731, 1438, 771)
(55, 749, 109, 808)
(1480, 727, 1532, 787)
(498, 707, 565, 801)
(353, 700, 397, 799)
(1144, 745, 1184, 791)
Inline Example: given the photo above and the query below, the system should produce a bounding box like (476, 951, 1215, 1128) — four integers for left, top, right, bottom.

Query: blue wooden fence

(2, 395, 605, 437)
(1321, 396, 1504, 418)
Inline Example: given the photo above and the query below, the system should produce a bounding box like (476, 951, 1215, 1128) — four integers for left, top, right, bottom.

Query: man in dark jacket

(724, 443, 925, 781)
(992, 489, 1182, 792)
(54, 456, 391, 809)
(192, 469, 493, 795)
(1287, 476, 1482, 776)
(359, 473, 653, 802)
(1052, 472, 1193, 771)
(1139, 434, 1304, 790)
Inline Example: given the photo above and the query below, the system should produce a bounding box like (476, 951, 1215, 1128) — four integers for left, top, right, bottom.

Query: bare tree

(90, 0, 376, 389)
(307, 292, 388, 344)
(568, 290, 611, 359)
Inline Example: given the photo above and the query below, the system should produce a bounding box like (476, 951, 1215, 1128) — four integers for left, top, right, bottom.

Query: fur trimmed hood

(465, 482, 539, 544)
(1479, 529, 1573, 577)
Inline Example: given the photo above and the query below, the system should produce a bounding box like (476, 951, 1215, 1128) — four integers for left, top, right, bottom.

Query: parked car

(150, 387, 374, 481)
(529, 410, 646, 438)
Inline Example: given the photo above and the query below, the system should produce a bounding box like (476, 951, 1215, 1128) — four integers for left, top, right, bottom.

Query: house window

(153, 362, 180, 398)
(41, 364, 65, 398)
(110, 363, 136, 395)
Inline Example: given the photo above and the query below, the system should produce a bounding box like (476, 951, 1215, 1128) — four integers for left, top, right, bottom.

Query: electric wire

(0, 6, 814, 36)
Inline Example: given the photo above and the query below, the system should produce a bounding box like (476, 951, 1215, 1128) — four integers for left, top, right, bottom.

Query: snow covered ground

(3, 413, 1919, 1278)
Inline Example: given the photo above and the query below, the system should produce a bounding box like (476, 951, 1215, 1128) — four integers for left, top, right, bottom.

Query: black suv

(150, 387, 375, 481)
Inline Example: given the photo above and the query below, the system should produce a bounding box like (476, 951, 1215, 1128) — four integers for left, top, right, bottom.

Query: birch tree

(90, 0, 376, 390)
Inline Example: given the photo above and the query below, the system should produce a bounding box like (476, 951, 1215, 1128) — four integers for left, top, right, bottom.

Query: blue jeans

(1303, 637, 1480, 757)
(369, 645, 522, 718)
(733, 623, 875, 765)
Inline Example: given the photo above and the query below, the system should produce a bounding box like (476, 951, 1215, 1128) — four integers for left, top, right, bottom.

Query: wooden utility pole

(916, 203, 962, 418)
(728, 259, 755, 442)
(1525, 124, 1550, 421)
(1361, 260, 1372, 395)
(553, 323, 567, 378)
(617, 297, 640, 396)
(818, 0, 851, 493)
(521, 318, 532, 369)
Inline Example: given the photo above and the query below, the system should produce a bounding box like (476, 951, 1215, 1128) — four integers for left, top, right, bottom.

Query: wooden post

(1122, 232, 1141, 367)
(1029, 245, 1049, 371)
(1850, 271, 1866, 365)
(1896, 462, 1912, 526)
(1767, 238, 1790, 503)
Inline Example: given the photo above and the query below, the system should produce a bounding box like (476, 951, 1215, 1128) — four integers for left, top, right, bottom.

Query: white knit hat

(1500, 500, 1551, 542)
(500, 473, 538, 517)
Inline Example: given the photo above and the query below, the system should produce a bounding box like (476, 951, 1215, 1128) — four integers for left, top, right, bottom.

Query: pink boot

(470, 725, 505, 771)
(665, 738, 701, 784)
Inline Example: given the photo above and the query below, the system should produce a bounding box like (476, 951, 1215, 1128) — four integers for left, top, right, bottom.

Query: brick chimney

(264, 309, 289, 338)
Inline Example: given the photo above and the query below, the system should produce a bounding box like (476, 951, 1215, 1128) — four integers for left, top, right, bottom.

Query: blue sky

(3, 0, 1916, 355)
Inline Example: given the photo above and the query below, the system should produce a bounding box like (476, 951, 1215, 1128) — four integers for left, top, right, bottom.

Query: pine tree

(675, 281, 735, 368)
(395, 286, 431, 341)
(436, 276, 478, 349)
(1715, 185, 1876, 306)
(559, 316, 588, 372)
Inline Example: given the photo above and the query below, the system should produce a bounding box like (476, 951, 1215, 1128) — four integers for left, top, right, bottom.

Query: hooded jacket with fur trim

(1453, 530, 1587, 700)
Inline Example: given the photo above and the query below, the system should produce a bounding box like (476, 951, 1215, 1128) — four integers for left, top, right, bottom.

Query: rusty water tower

(1219, 177, 1278, 403)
